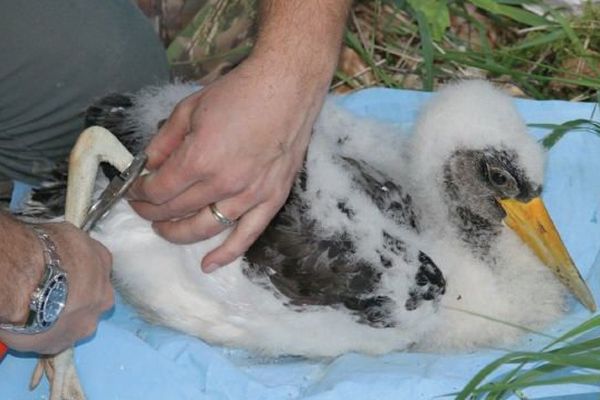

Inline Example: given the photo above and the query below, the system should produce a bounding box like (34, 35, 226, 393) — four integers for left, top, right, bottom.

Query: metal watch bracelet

(0, 225, 69, 334)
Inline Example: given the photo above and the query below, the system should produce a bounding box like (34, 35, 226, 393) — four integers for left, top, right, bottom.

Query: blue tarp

(2, 88, 599, 399)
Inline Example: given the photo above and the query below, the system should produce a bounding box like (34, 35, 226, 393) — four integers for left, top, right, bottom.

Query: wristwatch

(0, 226, 69, 335)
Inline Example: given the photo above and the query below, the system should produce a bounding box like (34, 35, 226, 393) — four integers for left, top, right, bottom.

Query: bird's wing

(245, 185, 396, 328)
(339, 156, 421, 232)
(246, 157, 444, 327)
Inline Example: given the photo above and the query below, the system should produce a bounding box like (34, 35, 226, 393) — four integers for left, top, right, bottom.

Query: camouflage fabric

(136, 0, 258, 83)
(168, 0, 257, 83)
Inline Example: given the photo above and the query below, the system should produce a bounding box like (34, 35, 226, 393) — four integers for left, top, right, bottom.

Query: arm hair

(0, 212, 44, 324)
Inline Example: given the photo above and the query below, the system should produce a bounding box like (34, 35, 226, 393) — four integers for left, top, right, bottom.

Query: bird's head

(409, 80, 595, 311)
(442, 147, 541, 230)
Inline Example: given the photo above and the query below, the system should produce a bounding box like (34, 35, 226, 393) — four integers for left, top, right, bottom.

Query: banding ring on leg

(209, 203, 236, 226)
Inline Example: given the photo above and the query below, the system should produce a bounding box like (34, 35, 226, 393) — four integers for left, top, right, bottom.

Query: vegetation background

(1, 0, 597, 202)
(135, 0, 599, 100)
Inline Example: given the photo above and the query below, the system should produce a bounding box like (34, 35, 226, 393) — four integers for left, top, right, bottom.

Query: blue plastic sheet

(9, 182, 33, 212)
(2, 88, 599, 399)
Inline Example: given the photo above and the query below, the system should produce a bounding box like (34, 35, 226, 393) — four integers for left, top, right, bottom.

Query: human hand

(128, 55, 331, 272)
(0, 222, 113, 355)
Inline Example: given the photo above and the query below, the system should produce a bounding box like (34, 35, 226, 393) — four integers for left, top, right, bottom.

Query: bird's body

(83, 81, 571, 357)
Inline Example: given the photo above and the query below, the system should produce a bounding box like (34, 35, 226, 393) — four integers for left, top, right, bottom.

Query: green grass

(536, 94, 600, 148)
(163, 0, 600, 100)
(338, 0, 600, 100)
(455, 316, 600, 399)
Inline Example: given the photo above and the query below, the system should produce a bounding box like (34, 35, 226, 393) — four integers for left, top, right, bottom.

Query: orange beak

(499, 197, 596, 312)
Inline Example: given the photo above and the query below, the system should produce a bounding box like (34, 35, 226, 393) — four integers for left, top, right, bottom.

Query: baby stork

(32, 80, 595, 399)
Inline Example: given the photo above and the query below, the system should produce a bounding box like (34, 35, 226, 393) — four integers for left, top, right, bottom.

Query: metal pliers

(81, 153, 148, 232)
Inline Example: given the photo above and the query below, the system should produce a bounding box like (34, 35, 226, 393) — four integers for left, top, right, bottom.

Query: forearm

(252, 0, 352, 87)
(0, 212, 43, 324)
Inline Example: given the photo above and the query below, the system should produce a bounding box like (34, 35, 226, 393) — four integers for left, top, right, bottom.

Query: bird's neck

(448, 205, 501, 260)
(441, 168, 501, 260)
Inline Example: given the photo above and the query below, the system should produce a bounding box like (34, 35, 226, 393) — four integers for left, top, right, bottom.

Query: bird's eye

(490, 171, 507, 185)
(488, 168, 511, 187)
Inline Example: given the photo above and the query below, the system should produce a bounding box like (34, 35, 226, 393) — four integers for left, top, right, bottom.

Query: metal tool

(81, 153, 148, 232)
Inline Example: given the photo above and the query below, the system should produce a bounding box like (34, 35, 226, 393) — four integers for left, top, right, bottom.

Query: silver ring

(209, 203, 236, 226)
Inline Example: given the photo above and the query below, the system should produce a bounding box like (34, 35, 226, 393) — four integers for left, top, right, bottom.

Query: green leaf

(407, 0, 450, 41)
(543, 315, 600, 350)
(472, 374, 600, 395)
(454, 316, 600, 399)
(437, 50, 600, 91)
(530, 119, 600, 148)
(547, 8, 584, 52)
(409, 7, 435, 90)
(510, 29, 566, 51)
(468, 0, 551, 26)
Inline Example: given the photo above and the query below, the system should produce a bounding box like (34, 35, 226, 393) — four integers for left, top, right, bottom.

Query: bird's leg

(30, 126, 135, 400)
(65, 126, 135, 225)
(30, 349, 84, 400)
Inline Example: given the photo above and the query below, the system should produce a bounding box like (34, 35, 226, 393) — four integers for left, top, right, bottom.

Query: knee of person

(69, 5, 171, 95)
(0, 1, 170, 184)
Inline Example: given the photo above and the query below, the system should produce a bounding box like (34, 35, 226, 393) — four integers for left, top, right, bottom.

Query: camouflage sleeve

(165, 0, 258, 82)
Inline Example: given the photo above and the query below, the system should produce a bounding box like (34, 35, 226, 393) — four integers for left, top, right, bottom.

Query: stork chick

(88, 80, 594, 356)
(28, 80, 595, 400)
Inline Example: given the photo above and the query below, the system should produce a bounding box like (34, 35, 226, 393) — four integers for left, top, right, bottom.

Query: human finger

(152, 191, 259, 244)
(127, 139, 204, 204)
(130, 179, 223, 221)
(144, 94, 197, 169)
(201, 201, 282, 272)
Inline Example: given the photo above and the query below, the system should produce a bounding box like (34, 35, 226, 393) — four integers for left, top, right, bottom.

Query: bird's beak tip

(499, 197, 597, 312)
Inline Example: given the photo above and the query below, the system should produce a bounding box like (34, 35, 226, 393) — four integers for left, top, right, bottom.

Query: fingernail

(203, 263, 221, 273)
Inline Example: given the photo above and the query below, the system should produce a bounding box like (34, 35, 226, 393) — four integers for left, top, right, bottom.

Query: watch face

(41, 275, 68, 327)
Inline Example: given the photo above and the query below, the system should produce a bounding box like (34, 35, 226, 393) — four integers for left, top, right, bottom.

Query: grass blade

(510, 29, 566, 51)
(455, 316, 600, 399)
(530, 120, 600, 148)
(408, 6, 435, 90)
(471, 374, 600, 396)
(468, 0, 551, 26)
